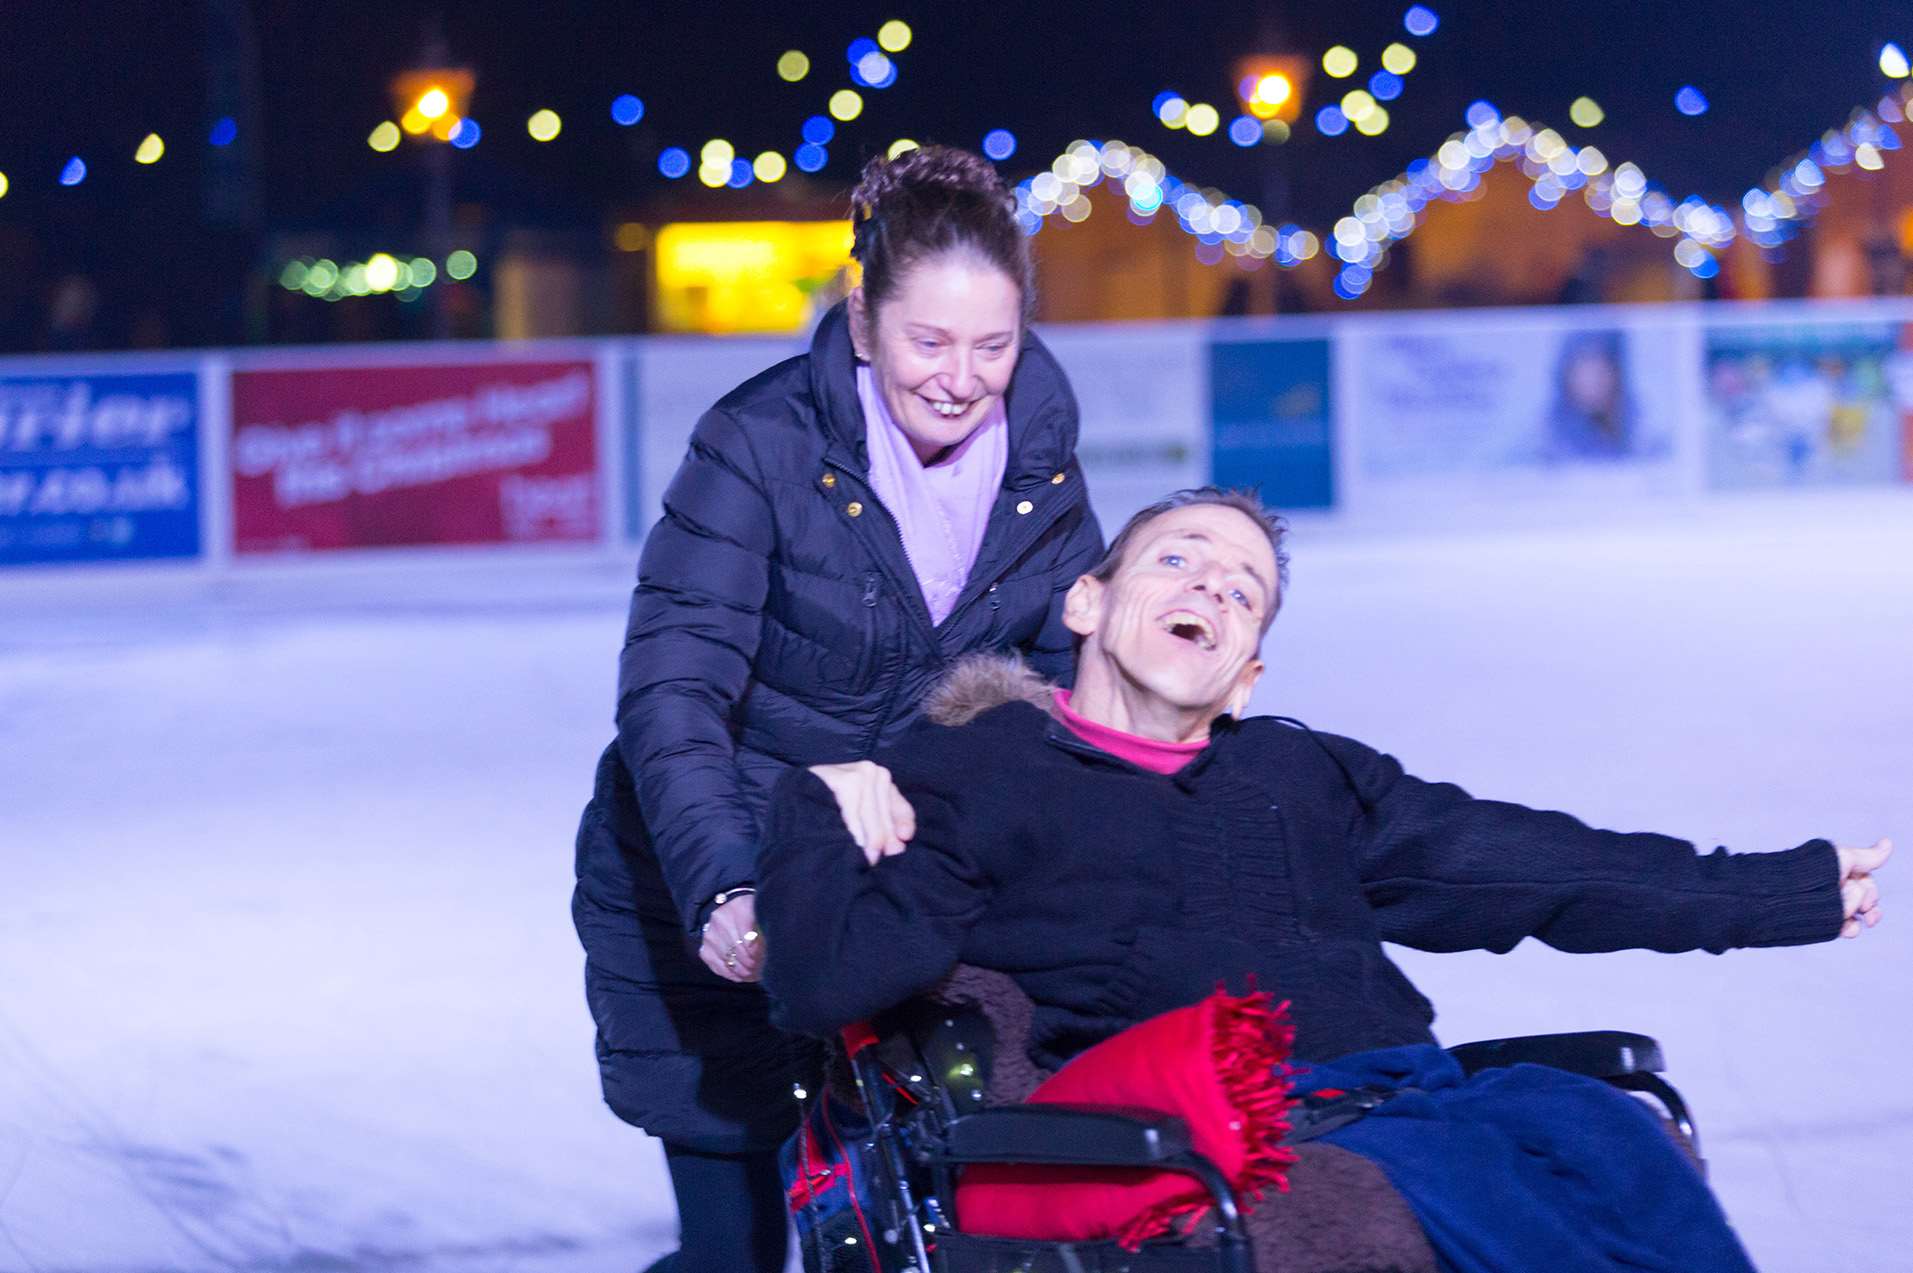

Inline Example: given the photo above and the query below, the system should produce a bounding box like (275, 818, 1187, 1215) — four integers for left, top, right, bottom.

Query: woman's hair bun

(850, 145, 1011, 226)
(847, 144, 1032, 317)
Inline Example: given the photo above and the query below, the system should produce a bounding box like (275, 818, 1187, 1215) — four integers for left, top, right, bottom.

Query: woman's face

(852, 254, 1023, 463)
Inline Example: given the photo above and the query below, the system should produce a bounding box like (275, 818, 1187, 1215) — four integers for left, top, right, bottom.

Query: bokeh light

(135, 133, 165, 165)
(1465, 100, 1500, 128)
(1570, 96, 1605, 127)
(1355, 105, 1391, 136)
(1675, 86, 1709, 116)
(368, 121, 401, 152)
(802, 115, 835, 145)
(888, 138, 919, 159)
(1323, 46, 1358, 78)
(1882, 43, 1911, 78)
(1369, 71, 1403, 101)
(829, 89, 864, 121)
(754, 151, 788, 182)
(611, 94, 645, 126)
(1250, 73, 1293, 118)
(1185, 103, 1220, 136)
(401, 107, 430, 135)
(1342, 90, 1377, 123)
(527, 109, 562, 141)
(446, 250, 477, 281)
(846, 37, 879, 64)
(449, 119, 481, 149)
(365, 253, 401, 293)
(1229, 116, 1262, 147)
(1316, 106, 1350, 136)
(702, 138, 735, 168)
(1404, 5, 1439, 36)
(794, 142, 828, 172)
(698, 164, 727, 188)
(854, 51, 896, 88)
(777, 50, 811, 82)
(1157, 95, 1190, 128)
(727, 158, 754, 188)
(410, 258, 438, 287)
(1263, 119, 1292, 144)
(658, 147, 691, 178)
(279, 261, 307, 291)
(878, 20, 912, 52)
(1381, 42, 1418, 74)
(0, 172, 9, 200)
(59, 157, 86, 186)
(417, 88, 450, 121)
(209, 117, 237, 147)
(983, 128, 1017, 160)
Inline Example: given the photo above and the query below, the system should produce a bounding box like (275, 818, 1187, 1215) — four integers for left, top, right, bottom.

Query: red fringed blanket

(956, 988, 1299, 1248)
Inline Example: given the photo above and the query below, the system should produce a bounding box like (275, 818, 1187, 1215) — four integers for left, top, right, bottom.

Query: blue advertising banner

(1703, 320, 1911, 489)
(0, 372, 201, 565)
(1209, 337, 1335, 509)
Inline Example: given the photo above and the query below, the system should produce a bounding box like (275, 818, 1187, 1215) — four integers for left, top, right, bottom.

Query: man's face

(1065, 503, 1279, 719)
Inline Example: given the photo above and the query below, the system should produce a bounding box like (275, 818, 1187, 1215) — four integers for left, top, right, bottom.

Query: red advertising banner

(231, 360, 599, 553)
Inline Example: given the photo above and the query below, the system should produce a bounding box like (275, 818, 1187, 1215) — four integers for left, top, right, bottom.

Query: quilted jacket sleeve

(1021, 483, 1103, 686)
(616, 407, 776, 934)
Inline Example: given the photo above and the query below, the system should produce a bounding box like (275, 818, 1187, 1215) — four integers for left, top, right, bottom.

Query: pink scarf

(858, 366, 1008, 626)
(1051, 689, 1208, 775)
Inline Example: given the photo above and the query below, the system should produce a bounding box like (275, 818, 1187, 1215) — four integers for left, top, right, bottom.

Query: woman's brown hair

(849, 144, 1033, 321)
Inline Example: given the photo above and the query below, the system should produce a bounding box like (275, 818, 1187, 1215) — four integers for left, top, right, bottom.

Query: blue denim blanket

(1303, 1045, 1756, 1273)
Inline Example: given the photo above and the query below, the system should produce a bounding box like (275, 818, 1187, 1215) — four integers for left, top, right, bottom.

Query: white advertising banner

(1341, 309, 1699, 513)
(1037, 322, 1208, 531)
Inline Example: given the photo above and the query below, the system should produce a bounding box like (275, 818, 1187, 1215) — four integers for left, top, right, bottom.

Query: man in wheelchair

(755, 487, 1889, 1273)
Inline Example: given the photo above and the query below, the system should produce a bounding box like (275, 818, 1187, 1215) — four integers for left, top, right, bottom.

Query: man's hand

(699, 894, 764, 982)
(809, 760, 917, 866)
(1835, 838, 1892, 939)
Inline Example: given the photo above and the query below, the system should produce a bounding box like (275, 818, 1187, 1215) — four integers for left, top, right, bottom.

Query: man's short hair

(1088, 487, 1291, 629)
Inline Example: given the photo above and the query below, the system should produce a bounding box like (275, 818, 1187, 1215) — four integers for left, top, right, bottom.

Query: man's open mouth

(1158, 611, 1216, 651)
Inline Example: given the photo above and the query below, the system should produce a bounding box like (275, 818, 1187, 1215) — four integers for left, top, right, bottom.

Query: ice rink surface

(2, 488, 1908, 1272)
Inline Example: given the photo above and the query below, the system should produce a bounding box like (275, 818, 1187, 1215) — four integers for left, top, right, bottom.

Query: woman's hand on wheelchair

(1836, 838, 1891, 938)
(700, 894, 764, 983)
(809, 760, 917, 866)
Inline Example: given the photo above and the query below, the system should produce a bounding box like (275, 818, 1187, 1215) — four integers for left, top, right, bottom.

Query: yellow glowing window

(653, 221, 856, 334)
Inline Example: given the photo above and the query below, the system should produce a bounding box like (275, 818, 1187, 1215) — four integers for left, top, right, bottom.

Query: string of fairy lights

(13, 9, 1913, 303)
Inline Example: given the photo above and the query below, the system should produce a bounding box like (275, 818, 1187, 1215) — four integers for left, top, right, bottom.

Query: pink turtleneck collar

(1051, 689, 1208, 775)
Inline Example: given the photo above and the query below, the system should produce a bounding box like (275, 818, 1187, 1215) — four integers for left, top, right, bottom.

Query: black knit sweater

(758, 701, 1841, 1069)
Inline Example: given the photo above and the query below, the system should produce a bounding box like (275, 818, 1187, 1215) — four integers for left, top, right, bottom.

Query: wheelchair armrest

(1447, 1029, 1664, 1079)
(936, 1103, 1192, 1167)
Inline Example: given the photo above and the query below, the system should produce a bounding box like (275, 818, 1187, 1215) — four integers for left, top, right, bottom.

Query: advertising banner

(630, 337, 801, 540)
(1344, 315, 1687, 506)
(1040, 324, 1207, 528)
(1209, 336, 1335, 510)
(1703, 319, 1912, 489)
(230, 359, 598, 554)
(0, 371, 200, 566)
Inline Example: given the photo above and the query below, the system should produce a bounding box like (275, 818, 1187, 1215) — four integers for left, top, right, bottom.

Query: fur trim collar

(923, 654, 1057, 727)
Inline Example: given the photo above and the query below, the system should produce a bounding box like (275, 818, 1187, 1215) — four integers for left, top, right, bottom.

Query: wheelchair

(792, 966, 1701, 1273)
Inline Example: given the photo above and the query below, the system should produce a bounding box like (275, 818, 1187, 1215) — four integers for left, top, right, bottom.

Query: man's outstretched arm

(1315, 732, 1860, 955)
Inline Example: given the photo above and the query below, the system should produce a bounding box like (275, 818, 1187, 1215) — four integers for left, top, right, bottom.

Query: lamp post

(1234, 54, 1309, 312)
(390, 48, 474, 338)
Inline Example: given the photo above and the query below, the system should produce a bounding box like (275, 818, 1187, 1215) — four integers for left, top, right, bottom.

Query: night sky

(0, 2, 1898, 275)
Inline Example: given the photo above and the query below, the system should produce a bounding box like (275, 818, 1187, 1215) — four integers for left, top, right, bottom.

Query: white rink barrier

(3, 298, 1910, 572)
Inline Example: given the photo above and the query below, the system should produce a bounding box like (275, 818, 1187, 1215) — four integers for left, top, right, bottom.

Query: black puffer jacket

(571, 304, 1103, 1151)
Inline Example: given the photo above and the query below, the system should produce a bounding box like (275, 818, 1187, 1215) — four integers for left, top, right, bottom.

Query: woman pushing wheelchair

(756, 487, 1889, 1273)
